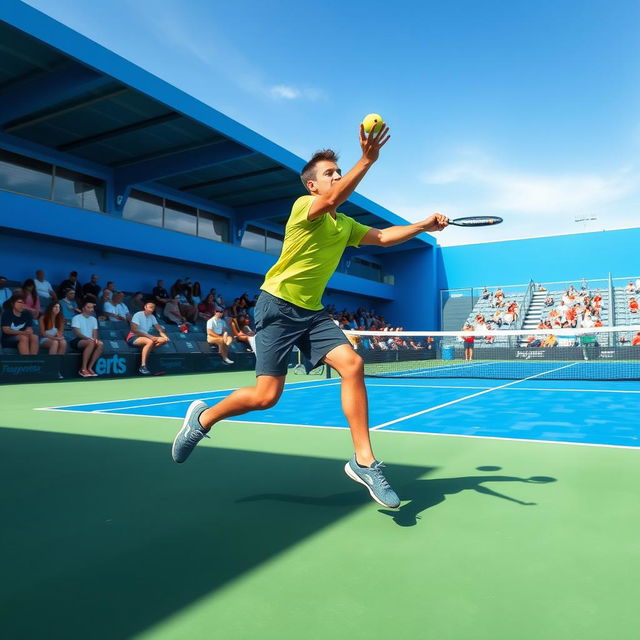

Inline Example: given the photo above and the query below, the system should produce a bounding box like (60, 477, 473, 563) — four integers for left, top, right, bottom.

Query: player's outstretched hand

(422, 213, 449, 232)
(359, 123, 390, 163)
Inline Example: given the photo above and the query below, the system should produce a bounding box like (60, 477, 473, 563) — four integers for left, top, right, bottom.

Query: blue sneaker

(344, 455, 400, 508)
(172, 400, 209, 463)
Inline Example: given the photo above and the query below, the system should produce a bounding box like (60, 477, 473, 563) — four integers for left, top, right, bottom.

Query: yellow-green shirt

(261, 195, 371, 310)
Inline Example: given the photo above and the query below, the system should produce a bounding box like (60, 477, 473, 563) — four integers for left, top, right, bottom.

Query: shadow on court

(379, 467, 558, 527)
(0, 427, 429, 639)
(240, 465, 557, 528)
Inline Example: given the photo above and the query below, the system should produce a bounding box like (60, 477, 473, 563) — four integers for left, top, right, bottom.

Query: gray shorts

(254, 291, 350, 377)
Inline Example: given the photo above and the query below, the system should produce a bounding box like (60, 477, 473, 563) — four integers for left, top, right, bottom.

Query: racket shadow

(380, 468, 557, 527)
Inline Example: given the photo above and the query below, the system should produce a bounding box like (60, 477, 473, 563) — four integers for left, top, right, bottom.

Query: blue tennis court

(39, 374, 640, 449)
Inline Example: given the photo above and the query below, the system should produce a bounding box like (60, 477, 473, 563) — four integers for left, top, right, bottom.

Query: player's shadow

(239, 465, 557, 528)
(380, 466, 557, 527)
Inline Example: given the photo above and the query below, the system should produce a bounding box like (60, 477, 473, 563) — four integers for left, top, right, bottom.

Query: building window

(164, 200, 197, 236)
(123, 190, 163, 227)
(0, 149, 53, 200)
(53, 167, 105, 212)
(266, 230, 284, 256)
(241, 225, 284, 254)
(347, 257, 383, 282)
(198, 210, 229, 243)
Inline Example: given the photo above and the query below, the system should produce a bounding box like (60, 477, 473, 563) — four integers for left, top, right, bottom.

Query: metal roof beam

(57, 111, 181, 152)
(114, 140, 255, 186)
(0, 61, 112, 127)
(179, 165, 284, 192)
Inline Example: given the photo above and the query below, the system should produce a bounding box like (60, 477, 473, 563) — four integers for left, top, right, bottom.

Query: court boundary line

(371, 362, 579, 430)
(366, 383, 640, 394)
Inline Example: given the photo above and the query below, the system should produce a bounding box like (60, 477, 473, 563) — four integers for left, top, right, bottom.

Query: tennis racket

(449, 216, 503, 227)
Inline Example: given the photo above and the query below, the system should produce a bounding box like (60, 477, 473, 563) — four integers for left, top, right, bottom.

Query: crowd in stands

(0, 269, 263, 375)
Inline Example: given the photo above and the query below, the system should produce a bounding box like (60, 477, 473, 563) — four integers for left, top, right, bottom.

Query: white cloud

(269, 85, 301, 100)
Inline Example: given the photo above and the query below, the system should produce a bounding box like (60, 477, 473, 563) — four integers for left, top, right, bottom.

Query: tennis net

(341, 325, 640, 381)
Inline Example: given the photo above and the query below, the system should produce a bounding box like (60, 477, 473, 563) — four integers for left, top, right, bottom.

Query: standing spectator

(1, 295, 39, 354)
(0, 276, 11, 308)
(57, 271, 82, 301)
(104, 292, 131, 323)
(127, 301, 170, 375)
(197, 293, 216, 322)
(82, 274, 101, 300)
(35, 269, 56, 307)
(60, 289, 80, 321)
(21, 279, 41, 319)
(630, 298, 639, 314)
(462, 323, 474, 361)
(206, 309, 234, 364)
(70, 301, 104, 377)
(39, 301, 67, 355)
(153, 279, 170, 307)
(191, 281, 202, 306)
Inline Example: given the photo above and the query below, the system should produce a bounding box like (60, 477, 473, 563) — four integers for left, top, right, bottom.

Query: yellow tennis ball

(362, 113, 384, 133)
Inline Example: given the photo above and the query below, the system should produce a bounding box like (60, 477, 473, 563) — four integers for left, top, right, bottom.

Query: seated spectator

(164, 295, 190, 326)
(152, 279, 170, 307)
(39, 301, 67, 355)
(126, 301, 170, 375)
(21, 279, 41, 319)
(593, 292, 602, 306)
(82, 273, 101, 300)
(206, 309, 234, 364)
(629, 298, 639, 314)
(59, 288, 80, 321)
(625, 280, 635, 293)
(632, 332, 640, 346)
(502, 312, 514, 327)
(198, 294, 217, 321)
(581, 313, 595, 329)
(544, 296, 554, 307)
(481, 287, 491, 300)
(542, 334, 557, 348)
(128, 292, 146, 315)
(495, 288, 504, 302)
(35, 269, 56, 307)
(526, 335, 542, 348)
(594, 319, 603, 328)
(229, 313, 256, 352)
(70, 301, 104, 377)
(1, 295, 39, 354)
(537, 320, 546, 330)
(492, 310, 503, 326)
(182, 277, 194, 304)
(104, 292, 131, 323)
(191, 281, 202, 306)
(57, 270, 82, 301)
(538, 284, 547, 291)
(169, 279, 198, 321)
(102, 281, 115, 302)
(0, 276, 11, 308)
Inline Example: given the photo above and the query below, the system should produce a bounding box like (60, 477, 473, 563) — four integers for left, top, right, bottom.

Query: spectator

(104, 291, 131, 323)
(152, 279, 170, 307)
(636, 278, 640, 293)
(170, 279, 184, 299)
(629, 297, 639, 314)
(60, 288, 80, 321)
(163, 294, 190, 327)
(129, 292, 146, 314)
(39, 301, 67, 355)
(526, 335, 542, 348)
(191, 281, 202, 306)
(462, 323, 474, 361)
(229, 313, 256, 352)
(206, 309, 234, 364)
(0, 276, 11, 308)
(169, 279, 198, 321)
(82, 274, 101, 299)
(70, 301, 104, 377)
(581, 277, 588, 290)
(481, 287, 491, 300)
(625, 280, 635, 293)
(198, 293, 217, 322)
(1, 295, 39, 354)
(126, 301, 170, 375)
(632, 332, 640, 346)
(102, 281, 115, 301)
(183, 277, 194, 303)
(581, 313, 595, 329)
(542, 334, 557, 348)
(544, 296, 554, 307)
(35, 269, 56, 306)
(21, 279, 41, 319)
(57, 270, 82, 301)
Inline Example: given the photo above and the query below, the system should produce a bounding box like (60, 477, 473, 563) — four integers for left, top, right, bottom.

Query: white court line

(374, 361, 497, 378)
(372, 428, 640, 450)
(366, 383, 640, 394)
(35, 379, 340, 412)
(371, 362, 579, 430)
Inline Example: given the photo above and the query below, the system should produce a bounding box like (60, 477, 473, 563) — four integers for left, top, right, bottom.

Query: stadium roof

(0, 1, 434, 249)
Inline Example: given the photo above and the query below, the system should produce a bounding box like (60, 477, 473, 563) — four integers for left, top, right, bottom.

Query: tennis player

(172, 124, 448, 508)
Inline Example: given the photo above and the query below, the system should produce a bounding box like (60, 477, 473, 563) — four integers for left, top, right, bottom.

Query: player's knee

(342, 353, 364, 378)
(254, 390, 280, 410)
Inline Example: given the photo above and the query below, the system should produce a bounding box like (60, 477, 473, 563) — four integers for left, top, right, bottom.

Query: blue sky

(23, 0, 640, 245)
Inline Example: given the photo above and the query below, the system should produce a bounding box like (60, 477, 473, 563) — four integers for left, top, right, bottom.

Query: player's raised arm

(307, 122, 390, 220)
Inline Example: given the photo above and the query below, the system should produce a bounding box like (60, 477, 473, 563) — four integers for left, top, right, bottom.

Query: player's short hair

(300, 149, 339, 192)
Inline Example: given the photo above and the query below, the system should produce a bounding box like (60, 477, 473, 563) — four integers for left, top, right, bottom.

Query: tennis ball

(362, 113, 384, 134)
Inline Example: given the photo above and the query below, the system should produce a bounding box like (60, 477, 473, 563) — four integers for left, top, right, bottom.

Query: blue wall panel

(440, 228, 640, 290)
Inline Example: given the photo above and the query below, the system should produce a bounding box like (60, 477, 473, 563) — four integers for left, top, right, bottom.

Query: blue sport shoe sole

(172, 400, 208, 463)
